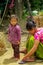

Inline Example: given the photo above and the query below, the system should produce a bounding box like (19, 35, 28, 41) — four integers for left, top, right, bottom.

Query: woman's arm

(22, 40, 39, 61)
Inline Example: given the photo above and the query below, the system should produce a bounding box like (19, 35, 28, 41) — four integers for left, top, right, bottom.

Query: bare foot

(15, 58, 19, 61)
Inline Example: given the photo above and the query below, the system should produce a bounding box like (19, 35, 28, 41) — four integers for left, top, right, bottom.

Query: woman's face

(10, 17, 17, 26)
(29, 28, 36, 35)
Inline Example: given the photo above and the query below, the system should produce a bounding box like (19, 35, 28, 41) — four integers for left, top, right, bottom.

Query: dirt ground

(0, 34, 43, 65)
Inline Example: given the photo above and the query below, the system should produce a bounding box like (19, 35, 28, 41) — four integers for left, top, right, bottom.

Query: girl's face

(28, 28, 36, 35)
(10, 17, 17, 26)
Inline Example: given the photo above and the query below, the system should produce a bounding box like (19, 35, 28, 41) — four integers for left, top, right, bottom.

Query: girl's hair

(26, 20, 36, 30)
(10, 14, 18, 21)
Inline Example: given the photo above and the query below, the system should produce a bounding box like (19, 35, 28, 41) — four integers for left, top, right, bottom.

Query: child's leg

(11, 44, 15, 58)
(14, 44, 20, 59)
(12, 44, 20, 60)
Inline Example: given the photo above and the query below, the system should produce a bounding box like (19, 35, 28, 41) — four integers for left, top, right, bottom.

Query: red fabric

(9, 0, 14, 9)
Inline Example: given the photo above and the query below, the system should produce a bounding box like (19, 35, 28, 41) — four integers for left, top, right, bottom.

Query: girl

(8, 15, 21, 60)
(19, 20, 43, 64)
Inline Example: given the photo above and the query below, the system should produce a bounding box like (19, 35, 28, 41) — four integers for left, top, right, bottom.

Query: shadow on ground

(3, 57, 43, 65)
(3, 58, 17, 64)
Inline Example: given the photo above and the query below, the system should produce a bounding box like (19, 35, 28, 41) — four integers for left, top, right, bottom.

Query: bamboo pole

(0, 0, 9, 24)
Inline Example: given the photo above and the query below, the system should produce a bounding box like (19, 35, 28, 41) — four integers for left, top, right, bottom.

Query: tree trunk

(27, 0, 33, 21)
(15, 0, 18, 16)
(18, 0, 23, 20)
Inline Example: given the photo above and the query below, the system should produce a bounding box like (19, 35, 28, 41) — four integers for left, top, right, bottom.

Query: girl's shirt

(34, 28, 43, 43)
(8, 24, 21, 44)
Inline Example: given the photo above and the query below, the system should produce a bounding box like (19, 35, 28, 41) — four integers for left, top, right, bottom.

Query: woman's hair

(26, 20, 36, 30)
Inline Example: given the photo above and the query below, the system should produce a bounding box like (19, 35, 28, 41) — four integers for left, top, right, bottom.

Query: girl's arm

(16, 26, 21, 44)
(22, 39, 39, 61)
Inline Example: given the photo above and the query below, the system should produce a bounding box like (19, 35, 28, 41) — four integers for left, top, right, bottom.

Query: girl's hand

(16, 41, 20, 45)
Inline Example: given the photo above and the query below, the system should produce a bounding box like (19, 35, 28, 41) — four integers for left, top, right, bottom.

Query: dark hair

(26, 21, 36, 30)
(10, 14, 18, 21)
